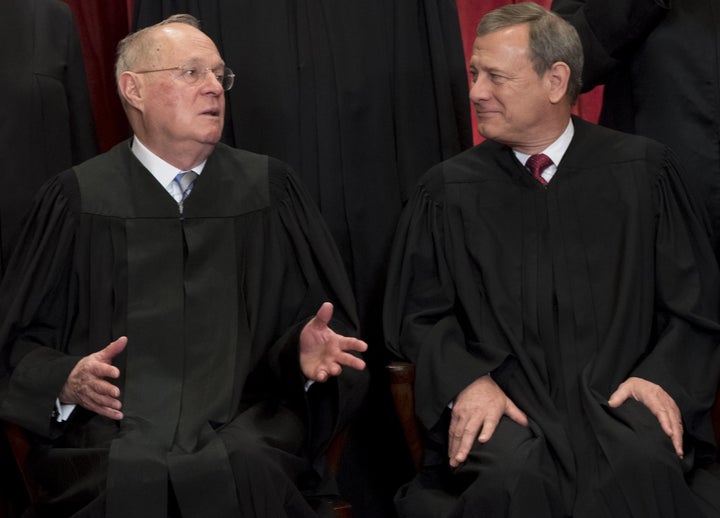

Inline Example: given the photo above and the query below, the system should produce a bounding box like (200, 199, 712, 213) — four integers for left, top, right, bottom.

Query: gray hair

(115, 14, 201, 80)
(477, 2, 583, 104)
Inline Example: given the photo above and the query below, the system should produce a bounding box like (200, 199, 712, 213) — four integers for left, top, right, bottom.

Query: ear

(118, 71, 144, 110)
(546, 61, 571, 104)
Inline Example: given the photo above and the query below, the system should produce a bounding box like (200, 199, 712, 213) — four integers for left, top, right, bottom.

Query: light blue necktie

(173, 170, 197, 212)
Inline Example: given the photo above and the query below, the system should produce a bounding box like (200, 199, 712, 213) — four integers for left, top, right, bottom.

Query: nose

(200, 70, 225, 94)
(469, 74, 491, 103)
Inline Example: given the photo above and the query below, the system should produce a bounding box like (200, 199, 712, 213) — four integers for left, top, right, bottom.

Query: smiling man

(0, 14, 368, 518)
(384, 3, 720, 517)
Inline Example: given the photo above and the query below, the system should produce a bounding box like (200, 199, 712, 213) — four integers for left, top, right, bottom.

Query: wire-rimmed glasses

(134, 65, 235, 91)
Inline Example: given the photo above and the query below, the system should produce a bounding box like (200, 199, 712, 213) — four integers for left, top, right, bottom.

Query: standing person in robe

(384, 3, 720, 517)
(0, 0, 97, 276)
(0, 3, 97, 507)
(551, 0, 720, 257)
(0, 13, 368, 518)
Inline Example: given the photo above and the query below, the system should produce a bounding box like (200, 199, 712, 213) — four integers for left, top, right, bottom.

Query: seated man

(384, 3, 720, 517)
(0, 14, 367, 518)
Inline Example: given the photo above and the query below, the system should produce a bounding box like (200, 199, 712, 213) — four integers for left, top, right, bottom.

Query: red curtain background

(64, 0, 603, 151)
(61, 0, 133, 153)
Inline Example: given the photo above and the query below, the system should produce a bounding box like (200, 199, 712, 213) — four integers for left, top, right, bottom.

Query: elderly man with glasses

(0, 13, 368, 518)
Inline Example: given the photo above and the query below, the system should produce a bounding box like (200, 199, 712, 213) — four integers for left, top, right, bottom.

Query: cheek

(503, 93, 536, 121)
(153, 85, 184, 112)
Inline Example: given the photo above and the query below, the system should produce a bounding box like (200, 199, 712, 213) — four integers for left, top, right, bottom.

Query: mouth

(475, 110, 499, 119)
(201, 109, 221, 117)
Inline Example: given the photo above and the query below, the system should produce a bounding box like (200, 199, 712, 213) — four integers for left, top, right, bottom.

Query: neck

(140, 139, 214, 171)
(512, 115, 571, 155)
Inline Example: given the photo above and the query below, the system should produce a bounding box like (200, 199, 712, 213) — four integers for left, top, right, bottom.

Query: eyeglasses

(134, 65, 235, 91)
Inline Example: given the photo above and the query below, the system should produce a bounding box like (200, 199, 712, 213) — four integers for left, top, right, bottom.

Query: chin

(476, 124, 499, 142)
(200, 130, 223, 145)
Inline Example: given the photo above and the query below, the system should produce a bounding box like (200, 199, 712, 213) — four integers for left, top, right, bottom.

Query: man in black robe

(0, 14, 368, 518)
(0, 0, 97, 276)
(384, 3, 720, 517)
(551, 0, 720, 258)
(131, 5, 474, 513)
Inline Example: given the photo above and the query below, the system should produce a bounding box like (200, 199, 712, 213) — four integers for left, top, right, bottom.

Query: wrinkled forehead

(146, 23, 223, 67)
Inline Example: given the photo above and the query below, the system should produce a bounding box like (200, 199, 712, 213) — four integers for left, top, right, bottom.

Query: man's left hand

(299, 302, 367, 382)
(608, 376, 684, 458)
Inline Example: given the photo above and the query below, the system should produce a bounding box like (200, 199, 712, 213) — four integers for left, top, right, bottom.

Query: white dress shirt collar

(513, 120, 574, 183)
(130, 137, 207, 192)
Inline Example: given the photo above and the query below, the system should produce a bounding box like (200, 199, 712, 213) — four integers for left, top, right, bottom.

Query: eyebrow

(183, 58, 226, 68)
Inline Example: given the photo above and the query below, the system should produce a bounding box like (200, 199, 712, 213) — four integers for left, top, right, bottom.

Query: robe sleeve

(260, 162, 368, 452)
(0, 172, 82, 436)
(632, 150, 720, 446)
(551, 0, 670, 90)
(383, 178, 513, 430)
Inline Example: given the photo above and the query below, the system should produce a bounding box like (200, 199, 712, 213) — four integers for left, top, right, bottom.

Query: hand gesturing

(59, 336, 127, 420)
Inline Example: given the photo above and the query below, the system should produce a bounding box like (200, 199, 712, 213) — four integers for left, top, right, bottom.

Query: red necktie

(526, 153, 553, 186)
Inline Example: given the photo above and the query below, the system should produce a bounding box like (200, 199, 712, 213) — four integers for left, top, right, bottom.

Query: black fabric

(384, 117, 720, 517)
(0, 0, 98, 275)
(132, 0, 472, 347)
(0, 141, 368, 518)
(551, 0, 720, 258)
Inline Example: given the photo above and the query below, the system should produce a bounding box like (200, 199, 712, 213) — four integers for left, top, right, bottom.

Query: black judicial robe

(384, 117, 720, 517)
(551, 0, 720, 257)
(0, 0, 98, 275)
(0, 141, 367, 518)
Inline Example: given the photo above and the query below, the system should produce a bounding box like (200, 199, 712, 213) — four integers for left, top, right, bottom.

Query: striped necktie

(173, 170, 197, 212)
(526, 154, 552, 186)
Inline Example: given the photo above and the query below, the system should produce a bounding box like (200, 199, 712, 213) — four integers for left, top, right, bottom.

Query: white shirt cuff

(54, 399, 76, 422)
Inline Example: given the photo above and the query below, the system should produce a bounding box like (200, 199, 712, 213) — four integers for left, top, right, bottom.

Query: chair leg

(387, 362, 422, 472)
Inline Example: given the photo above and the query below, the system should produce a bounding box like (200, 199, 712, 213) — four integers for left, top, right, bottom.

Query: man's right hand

(59, 336, 127, 421)
(448, 374, 528, 467)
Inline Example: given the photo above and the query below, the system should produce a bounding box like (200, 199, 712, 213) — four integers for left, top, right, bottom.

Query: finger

(326, 363, 342, 377)
(671, 421, 684, 458)
(96, 336, 128, 364)
(447, 414, 464, 463)
(87, 391, 122, 412)
(477, 416, 499, 443)
(77, 379, 120, 406)
(505, 400, 529, 427)
(658, 413, 684, 458)
(104, 409, 124, 421)
(88, 402, 124, 421)
(84, 358, 120, 378)
(93, 378, 122, 399)
(313, 302, 334, 327)
(338, 337, 368, 354)
(77, 388, 123, 420)
(313, 369, 329, 383)
(608, 383, 630, 407)
(655, 408, 684, 458)
(336, 352, 366, 371)
(452, 418, 483, 466)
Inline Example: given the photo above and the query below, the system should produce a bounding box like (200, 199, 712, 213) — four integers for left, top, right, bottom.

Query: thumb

(313, 302, 334, 328)
(608, 383, 629, 408)
(98, 336, 128, 363)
